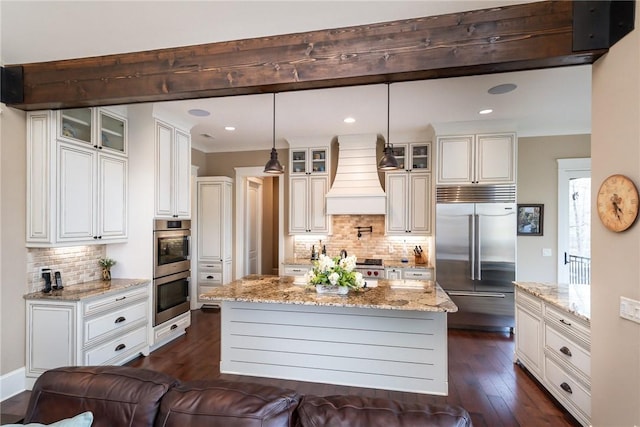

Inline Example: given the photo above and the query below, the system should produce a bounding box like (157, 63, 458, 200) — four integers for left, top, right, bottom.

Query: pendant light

(378, 83, 400, 170)
(264, 93, 284, 174)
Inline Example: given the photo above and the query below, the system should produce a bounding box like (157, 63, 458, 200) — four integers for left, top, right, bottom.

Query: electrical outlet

(620, 296, 640, 324)
(388, 244, 395, 254)
(542, 248, 552, 257)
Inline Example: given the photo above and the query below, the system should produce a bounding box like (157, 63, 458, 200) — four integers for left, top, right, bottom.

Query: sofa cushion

(295, 395, 473, 427)
(24, 366, 178, 427)
(154, 379, 300, 427)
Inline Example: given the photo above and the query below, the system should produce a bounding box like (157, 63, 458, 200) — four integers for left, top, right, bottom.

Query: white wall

(516, 134, 590, 282)
(591, 12, 640, 425)
(0, 105, 27, 376)
(106, 104, 155, 280)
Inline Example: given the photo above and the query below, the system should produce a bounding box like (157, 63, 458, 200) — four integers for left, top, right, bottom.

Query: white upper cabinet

(58, 108, 128, 156)
(155, 120, 192, 219)
(385, 172, 432, 235)
(27, 109, 128, 246)
(290, 147, 329, 175)
(387, 142, 431, 173)
(289, 175, 330, 234)
(436, 133, 516, 185)
(385, 141, 432, 236)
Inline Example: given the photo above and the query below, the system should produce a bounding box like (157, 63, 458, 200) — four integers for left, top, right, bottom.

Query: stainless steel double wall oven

(153, 220, 191, 326)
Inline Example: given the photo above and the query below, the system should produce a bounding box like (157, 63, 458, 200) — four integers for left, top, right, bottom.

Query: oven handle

(185, 235, 191, 261)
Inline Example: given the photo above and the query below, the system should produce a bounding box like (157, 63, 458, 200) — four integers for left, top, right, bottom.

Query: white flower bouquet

(305, 254, 365, 291)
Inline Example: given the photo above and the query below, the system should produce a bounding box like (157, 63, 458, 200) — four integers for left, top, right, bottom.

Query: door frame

(234, 166, 284, 280)
(557, 158, 591, 283)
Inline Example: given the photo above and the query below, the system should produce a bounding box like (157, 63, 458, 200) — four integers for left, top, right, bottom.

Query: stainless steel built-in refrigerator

(435, 185, 516, 330)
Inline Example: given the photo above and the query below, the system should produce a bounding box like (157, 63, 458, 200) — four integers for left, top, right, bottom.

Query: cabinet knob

(115, 343, 126, 352)
(560, 382, 573, 394)
(93, 236, 98, 239)
(114, 316, 126, 324)
(559, 346, 572, 357)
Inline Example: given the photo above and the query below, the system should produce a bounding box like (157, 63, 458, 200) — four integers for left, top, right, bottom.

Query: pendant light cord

(273, 93, 276, 149)
(386, 83, 390, 148)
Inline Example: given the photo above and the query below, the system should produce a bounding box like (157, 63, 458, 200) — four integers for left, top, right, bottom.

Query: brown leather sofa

(24, 366, 472, 427)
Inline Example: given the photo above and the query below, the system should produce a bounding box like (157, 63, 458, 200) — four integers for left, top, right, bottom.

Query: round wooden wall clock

(596, 174, 639, 232)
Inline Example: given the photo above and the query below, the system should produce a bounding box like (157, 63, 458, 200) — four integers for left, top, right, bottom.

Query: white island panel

(221, 300, 448, 395)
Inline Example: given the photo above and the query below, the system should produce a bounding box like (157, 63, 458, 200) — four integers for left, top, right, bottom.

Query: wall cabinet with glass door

(387, 142, 431, 173)
(155, 120, 192, 219)
(26, 108, 128, 246)
(384, 142, 432, 236)
(290, 147, 329, 175)
(436, 133, 516, 185)
(288, 146, 330, 234)
(59, 108, 127, 156)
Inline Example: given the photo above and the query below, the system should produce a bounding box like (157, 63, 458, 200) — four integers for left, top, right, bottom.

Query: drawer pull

(560, 319, 572, 326)
(114, 316, 126, 324)
(559, 346, 572, 357)
(115, 343, 126, 351)
(170, 324, 178, 330)
(560, 382, 573, 394)
(206, 275, 214, 279)
(115, 296, 126, 302)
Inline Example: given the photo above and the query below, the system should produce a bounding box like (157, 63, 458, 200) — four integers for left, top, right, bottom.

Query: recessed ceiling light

(488, 83, 517, 95)
(188, 108, 211, 117)
(225, 126, 236, 131)
(479, 109, 493, 115)
(343, 117, 356, 124)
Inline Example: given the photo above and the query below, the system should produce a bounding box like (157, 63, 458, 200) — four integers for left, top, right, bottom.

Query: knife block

(414, 253, 427, 265)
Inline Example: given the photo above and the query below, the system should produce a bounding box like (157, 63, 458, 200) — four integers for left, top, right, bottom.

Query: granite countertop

(24, 278, 150, 301)
(513, 281, 590, 322)
(200, 274, 457, 313)
(282, 258, 433, 269)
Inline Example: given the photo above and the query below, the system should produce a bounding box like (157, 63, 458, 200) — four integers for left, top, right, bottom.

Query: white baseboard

(0, 367, 26, 401)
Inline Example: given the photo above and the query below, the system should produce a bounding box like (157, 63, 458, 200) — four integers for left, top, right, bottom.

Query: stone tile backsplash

(293, 215, 431, 262)
(27, 245, 106, 293)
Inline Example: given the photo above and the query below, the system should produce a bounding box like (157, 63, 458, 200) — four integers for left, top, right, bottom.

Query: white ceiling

(1, 0, 590, 153)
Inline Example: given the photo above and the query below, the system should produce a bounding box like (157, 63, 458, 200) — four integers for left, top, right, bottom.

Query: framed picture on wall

(517, 204, 544, 236)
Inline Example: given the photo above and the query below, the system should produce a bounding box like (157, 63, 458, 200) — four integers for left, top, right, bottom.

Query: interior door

(245, 178, 262, 275)
(435, 203, 475, 292)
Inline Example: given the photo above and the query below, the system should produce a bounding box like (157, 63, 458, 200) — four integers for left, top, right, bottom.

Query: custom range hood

(325, 134, 386, 215)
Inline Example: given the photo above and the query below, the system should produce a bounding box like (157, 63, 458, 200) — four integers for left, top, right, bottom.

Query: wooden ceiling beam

(3, 1, 610, 110)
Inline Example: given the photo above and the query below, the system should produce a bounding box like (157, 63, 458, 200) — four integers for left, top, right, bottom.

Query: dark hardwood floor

(2, 308, 580, 426)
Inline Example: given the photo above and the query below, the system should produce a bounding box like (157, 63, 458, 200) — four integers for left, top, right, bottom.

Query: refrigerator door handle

(475, 214, 481, 281)
(468, 214, 475, 280)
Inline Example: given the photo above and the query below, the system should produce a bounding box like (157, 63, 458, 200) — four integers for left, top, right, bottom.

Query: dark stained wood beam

(5, 1, 609, 110)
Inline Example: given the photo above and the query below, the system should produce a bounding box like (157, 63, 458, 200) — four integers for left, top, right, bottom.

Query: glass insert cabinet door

(310, 149, 327, 173)
(99, 110, 126, 154)
(291, 150, 307, 174)
(391, 145, 406, 170)
(411, 143, 430, 171)
(60, 108, 93, 143)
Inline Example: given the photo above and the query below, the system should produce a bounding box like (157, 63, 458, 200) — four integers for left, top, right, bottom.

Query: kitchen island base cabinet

(220, 301, 449, 395)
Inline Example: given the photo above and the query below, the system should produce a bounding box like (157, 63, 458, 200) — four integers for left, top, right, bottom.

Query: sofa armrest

(24, 366, 178, 427)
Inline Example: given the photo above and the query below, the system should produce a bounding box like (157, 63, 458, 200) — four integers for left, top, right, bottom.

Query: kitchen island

(200, 275, 457, 395)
